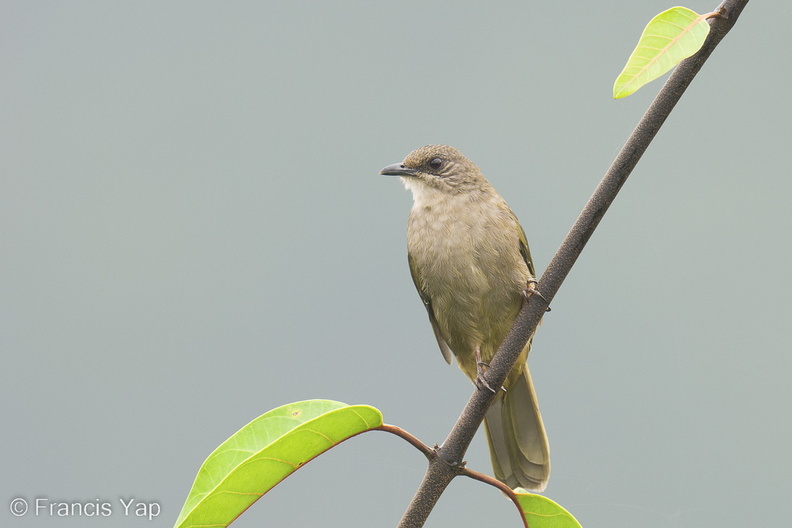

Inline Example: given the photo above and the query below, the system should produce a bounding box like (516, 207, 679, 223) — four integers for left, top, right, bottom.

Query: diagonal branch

(396, 1, 749, 526)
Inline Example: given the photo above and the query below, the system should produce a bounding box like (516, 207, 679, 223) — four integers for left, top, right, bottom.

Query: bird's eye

(429, 158, 443, 170)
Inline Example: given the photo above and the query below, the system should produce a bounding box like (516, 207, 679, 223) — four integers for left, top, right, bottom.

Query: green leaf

(613, 6, 710, 99)
(174, 400, 383, 528)
(514, 491, 583, 528)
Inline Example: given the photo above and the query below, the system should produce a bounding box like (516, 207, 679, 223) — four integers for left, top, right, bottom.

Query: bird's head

(380, 145, 490, 199)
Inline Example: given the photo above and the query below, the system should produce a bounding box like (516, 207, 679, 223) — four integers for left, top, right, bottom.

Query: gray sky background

(2, 2, 790, 527)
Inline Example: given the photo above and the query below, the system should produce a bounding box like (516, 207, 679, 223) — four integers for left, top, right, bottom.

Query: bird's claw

(475, 374, 497, 394)
(522, 278, 551, 311)
(474, 350, 497, 394)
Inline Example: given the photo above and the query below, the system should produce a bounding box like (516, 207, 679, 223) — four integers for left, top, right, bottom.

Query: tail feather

(483, 366, 550, 491)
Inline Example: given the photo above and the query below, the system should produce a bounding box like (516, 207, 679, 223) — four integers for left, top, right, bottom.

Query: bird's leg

(474, 348, 496, 394)
(522, 277, 551, 311)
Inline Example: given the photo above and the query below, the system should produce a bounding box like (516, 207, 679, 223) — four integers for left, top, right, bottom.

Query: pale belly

(407, 202, 530, 377)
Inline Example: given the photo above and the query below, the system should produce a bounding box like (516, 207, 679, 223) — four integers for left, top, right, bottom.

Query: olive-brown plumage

(381, 145, 550, 491)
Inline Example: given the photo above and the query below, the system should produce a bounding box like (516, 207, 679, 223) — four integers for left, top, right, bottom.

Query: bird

(380, 144, 550, 491)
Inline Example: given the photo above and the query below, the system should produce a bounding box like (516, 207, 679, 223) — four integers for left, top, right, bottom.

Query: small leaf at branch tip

(613, 6, 711, 99)
(514, 492, 583, 528)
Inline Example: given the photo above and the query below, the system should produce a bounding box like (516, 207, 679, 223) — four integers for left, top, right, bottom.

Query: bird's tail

(483, 365, 550, 491)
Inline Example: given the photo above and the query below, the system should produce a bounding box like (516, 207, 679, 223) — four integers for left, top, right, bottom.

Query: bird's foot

(474, 349, 497, 394)
(522, 277, 551, 311)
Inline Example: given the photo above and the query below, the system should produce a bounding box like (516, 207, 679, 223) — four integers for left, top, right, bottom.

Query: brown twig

(376, 424, 435, 460)
(460, 467, 529, 528)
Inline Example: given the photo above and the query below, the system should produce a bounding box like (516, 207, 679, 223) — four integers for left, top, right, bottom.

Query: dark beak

(380, 163, 417, 177)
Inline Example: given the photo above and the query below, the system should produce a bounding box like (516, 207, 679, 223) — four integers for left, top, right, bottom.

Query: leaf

(174, 400, 383, 528)
(514, 490, 583, 528)
(613, 6, 710, 99)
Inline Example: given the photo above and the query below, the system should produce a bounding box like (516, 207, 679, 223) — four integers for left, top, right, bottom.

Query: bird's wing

(408, 251, 454, 364)
(515, 215, 536, 277)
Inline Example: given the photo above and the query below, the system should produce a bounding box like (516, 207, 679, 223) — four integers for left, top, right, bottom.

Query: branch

(376, 424, 436, 460)
(460, 467, 529, 528)
(396, 1, 749, 526)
